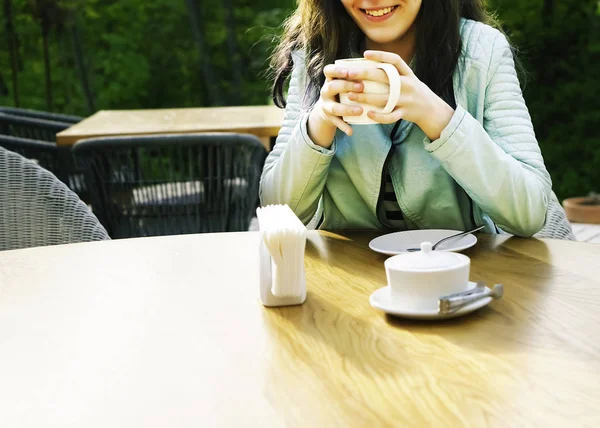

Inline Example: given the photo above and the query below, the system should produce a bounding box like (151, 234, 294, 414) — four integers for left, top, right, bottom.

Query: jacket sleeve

(425, 32, 552, 237)
(259, 52, 336, 225)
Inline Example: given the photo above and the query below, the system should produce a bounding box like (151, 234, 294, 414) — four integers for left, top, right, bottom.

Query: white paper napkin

(256, 204, 307, 298)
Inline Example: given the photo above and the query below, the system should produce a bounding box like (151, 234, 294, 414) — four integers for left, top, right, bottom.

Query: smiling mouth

(360, 6, 398, 17)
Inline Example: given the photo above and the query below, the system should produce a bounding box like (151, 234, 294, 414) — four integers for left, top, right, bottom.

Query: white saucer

(369, 229, 478, 255)
(369, 282, 493, 320)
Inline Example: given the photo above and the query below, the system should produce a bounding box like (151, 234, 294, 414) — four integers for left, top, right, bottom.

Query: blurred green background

(1, 0, 598, 200)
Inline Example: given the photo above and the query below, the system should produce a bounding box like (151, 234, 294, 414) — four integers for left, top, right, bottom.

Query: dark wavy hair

(271, 0, 505, 108)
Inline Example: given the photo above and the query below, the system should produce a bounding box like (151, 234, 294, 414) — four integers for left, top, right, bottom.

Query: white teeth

(364, 6, 394, 17)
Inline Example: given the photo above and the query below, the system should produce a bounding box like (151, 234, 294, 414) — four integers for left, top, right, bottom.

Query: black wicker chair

(0, 112, 71, 142)
(0, 106, 82, 124)
(72, 133, 267, 238)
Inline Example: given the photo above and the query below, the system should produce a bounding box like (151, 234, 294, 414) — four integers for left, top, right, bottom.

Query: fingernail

(354, 83, 362, 90)
(352, 107, 361, 114)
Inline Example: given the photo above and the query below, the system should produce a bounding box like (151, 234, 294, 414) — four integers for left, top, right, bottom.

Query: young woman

(260, 0, 552, 237)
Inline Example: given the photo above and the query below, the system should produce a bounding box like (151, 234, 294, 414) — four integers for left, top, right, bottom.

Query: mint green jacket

(260, 19, 552, 237)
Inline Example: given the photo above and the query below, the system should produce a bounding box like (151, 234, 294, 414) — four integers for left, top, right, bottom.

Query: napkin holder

(257, 204, 307, 307)
(259, 240, 307, 307)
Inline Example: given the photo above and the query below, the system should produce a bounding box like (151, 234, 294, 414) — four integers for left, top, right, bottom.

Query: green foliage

(0, 0, 296, 112)
(200, 0, 293, 104)
(489, 0, 600, 199)
(0, 0, 598, 199)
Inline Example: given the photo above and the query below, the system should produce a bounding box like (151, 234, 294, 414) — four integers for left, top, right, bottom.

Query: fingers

(364, 50, 414, 76)
(367, 109, 404, 124)
(347, 68, 388, 84)
(329, 114, 354, 136)
(347, 92, 389, 108)
(321, 100, 363, 118)
(321, 79, 363, 98)
(323, 64, 349, 80)
(315, 101, 356, 136)
(319, 64, 369, 136)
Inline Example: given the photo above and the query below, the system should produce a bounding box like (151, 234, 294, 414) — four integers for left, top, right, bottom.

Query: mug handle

(375, 63, 401, 114)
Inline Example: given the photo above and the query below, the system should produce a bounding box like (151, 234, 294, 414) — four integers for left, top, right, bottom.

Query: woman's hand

(346, 50, 455, 141)
(307, 65, 364, 148)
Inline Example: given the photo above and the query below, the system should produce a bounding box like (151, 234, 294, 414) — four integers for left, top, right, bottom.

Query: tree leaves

(489, 0, 600, 198)
(0, 0, 597, 197)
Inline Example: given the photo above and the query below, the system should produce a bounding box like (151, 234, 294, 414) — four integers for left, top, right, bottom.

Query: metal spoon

(405, 225, 485, 252)
(438, 281, 487, 300)
(438, 283, 504, 315)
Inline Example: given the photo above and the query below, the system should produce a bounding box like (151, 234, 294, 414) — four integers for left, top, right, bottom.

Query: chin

(361, 27, 410, 46)
(364, 31, 405, 45)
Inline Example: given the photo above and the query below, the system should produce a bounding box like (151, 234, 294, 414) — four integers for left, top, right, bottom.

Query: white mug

(335, 58, 401, 125)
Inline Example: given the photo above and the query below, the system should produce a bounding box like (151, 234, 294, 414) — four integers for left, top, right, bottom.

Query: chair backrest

(0, 134, 61, 174)
(0, 134, 89, 201)
(534, 191, 576, 240)
(0, 112, 70, 142)
(0, 146, 109, 251)
(0, 106, 82, 124)
(72, 133, 267, 238)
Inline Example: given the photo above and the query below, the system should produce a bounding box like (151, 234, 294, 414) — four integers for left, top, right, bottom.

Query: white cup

(384, 242, 471, 311)
(334, 58, 401, 125)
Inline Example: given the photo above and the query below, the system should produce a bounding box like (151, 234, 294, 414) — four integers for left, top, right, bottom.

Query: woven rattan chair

(0, 134, 62, 177)
(73, 133, 266, 238)
(0, 146, 109, 251)
(534, 191, 576, 240)
(0, 118, 87, 199)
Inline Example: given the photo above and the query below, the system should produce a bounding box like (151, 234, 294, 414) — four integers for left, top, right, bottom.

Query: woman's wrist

(307, 104, 337, 149)
(419, 96, 455, 141)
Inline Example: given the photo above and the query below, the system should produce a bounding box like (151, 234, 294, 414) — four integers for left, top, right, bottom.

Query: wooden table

(55, 105, 285, 151)
(1, 231, 599, 427)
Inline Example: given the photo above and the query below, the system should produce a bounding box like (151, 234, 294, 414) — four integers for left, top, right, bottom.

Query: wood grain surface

(55, 105, 284, 150)
(0, 231, 598, 427)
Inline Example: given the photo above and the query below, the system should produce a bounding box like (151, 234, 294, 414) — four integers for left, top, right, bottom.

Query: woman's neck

(365, 24, 417, 64)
